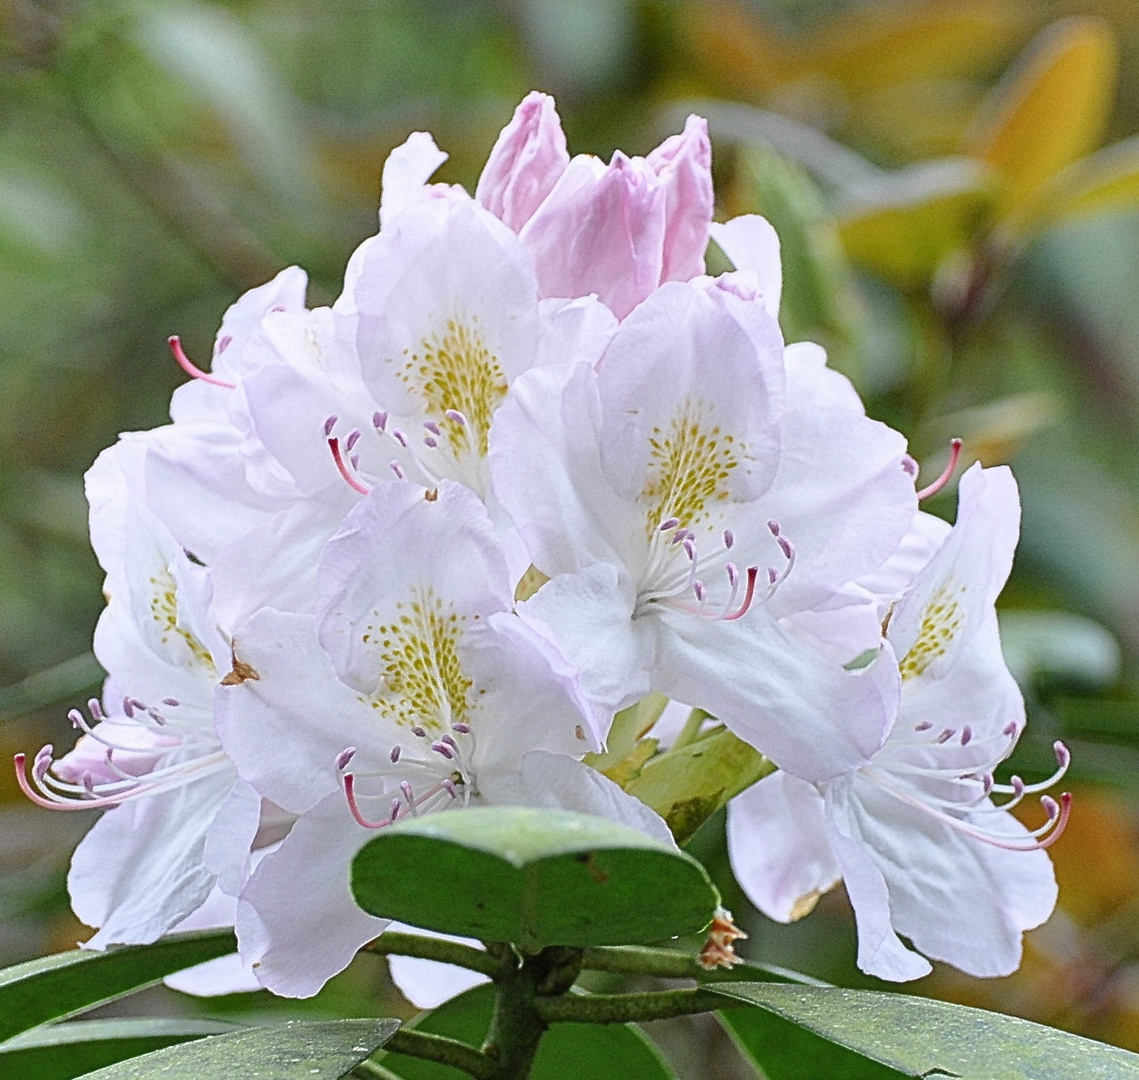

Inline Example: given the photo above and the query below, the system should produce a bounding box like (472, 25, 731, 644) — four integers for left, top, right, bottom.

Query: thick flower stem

(363, 930, 506, 977)
(534, 987, 725, 1025)
(579, 944, 779, 983)
(382, 1029, 500, 1080)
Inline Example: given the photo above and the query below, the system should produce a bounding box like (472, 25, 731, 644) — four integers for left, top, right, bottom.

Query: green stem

(383, 1029, 499, 1080)
(352, 1059, 406, 1080)
(670, 707, 712, 750)
(363, 931, 506, 977)
(535, 987, 724, 1025)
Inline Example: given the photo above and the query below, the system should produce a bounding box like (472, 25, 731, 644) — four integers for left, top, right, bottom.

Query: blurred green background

(4, 0, 1139, 1073)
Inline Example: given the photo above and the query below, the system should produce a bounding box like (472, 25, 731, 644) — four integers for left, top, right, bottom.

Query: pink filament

(328, 438, 371, 495)
(721, 566, 760, 621)
(916, 438, 963, 501)
(168, 336, 236, 390)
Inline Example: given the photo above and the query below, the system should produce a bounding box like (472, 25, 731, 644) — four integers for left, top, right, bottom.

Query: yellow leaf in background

(1044, 135, 1139, 224)
(837, 158, 995, 291)
(965, 16, 1118, 218)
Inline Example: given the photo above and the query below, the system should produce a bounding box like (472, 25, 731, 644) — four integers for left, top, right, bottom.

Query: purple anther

(767, 567, 778, 585)
(411, 726, 427, 739)
(390, 461, 405, 479)
(1011, 776, 1025, 796)
(659, 517, 680, 531)
(901, 455, 918, 477)
(424, 436, 438, 449)
(693, 580, 706, 602)
(445, 409, 467, 425)
(1054, 741, 1071, 767)
(983, 772, 994, 795)
(34, 744, 53, 770)
(373, 411, 388, 432)
(390, 745, 402, 763)
(67, 709, 83, 729)
(452, 722, 471, 734)
(162, 697, 180, 707)
(390, 798, 402, 821)
(915, 721, 933, 731)
(423, 420, 441, 435)
(431, 741, 455, 760)
(393, 429, 408, 447)
(1041, 794, 1059, 819)
(350, 452, 360, 470)
(960, 726, 973, 746)
(323, 414, 338, 437)
(726, 562, 739, 587)
(1003, 721, 1019, 738)
(216, 334, 233, 355)
(88, 698, 105, 721)
(400, 780, 415, 803)
(336, 746, 357, 771)
(442, 778, 458, 798)
(122, 697, 135, 718)
(723, 528, 735, 549)
(936, 728, 955, 744)
(766, 520, 780, 536)
(441, 733, 458, 750)
(777, 536, 794, 560)
(345, 429, 361, 452)
(682, 538, 697, 561)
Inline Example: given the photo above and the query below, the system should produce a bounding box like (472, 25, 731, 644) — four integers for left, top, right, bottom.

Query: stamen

(392, 429, 408, 448)
(345, 429, 361, 452)
(400, 780, 415, 806)
(442, 777, 458, 798)
(122, 697, 135, 718)
(424, 436, 438, 449)
(336, 746, 357, 771)
(445, 410, 467, 426)
(411, 726, 427, 739)
(441, 734, 458, 750)
(431, 741, 455, 760)
(452, 722, 471, 734)
(767, 520, 780, 537)
(390, 745, 402, 763)
(324, 414, 339, 437)
(390, 461, 405, 479)
(168, 336, 236, 390)
(373, 411, 388, 432)
(88, 698, 105, 721)
(162, 698, 180, 707)
(723, 529, 735, 549)
(423, 421, 441, 435)
(901, 454, 919, 478)
(659, 517, 680, 532)
(693, 580, 706, 603)
(328, 437, 371, 496)
(960, 726, 973, 746)
(216, 334, 233, 355)
(342, 772, 389, 829)
(726, 563, 738, 588)
(916, 438, 963, 500)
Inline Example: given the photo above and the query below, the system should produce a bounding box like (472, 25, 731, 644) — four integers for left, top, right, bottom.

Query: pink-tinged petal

(514, 751, 675, 846)
(706, 217, 779, 318)
(70, 768, 236, 948)
(536, 296, 618, 368)
(490, 362, 635, 577)
(54, 723, 175, 785)
(595, 282, 785, 506)
(783, 342, 864, 413)
(216, 609, 386, 815)
(476, 91, 569, 232)
(645, 115, 714, 284)
(824, 782, 934, 981)
(652, 613, 896, 782)
(757, 402, 915, 618)
(727, 771, 839, 922)
(386, 920, 489, 1009)
(520, 153, 666, 319)
(315, 480, 513, 694)
(378, 131, 450, 228)
(203, 780, 262, 896)
(236, 793, 387, 998)
(520, 564, 651, 713)
(888, 464, 1020, 676)
(210, 266, 310, 383)
(709, 215, 782, 318)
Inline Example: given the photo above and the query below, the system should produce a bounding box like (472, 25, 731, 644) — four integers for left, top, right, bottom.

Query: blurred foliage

(5, 0, 1139, 1073)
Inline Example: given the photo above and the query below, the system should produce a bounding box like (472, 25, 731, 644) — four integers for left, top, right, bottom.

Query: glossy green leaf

(838, 158, 994, 290)
(624, 725, 773, 845)
(720, 1007, 909, 1080)
(0, 1019, 238, 1080)
(709, 983, 1139, 1079)
(382, 984, 677, 1080)
(0, 930, 237, 1044)
(73, 1019, 399, 1080)
(351, 807, 718, 950)
(965, 16, 1118, 216)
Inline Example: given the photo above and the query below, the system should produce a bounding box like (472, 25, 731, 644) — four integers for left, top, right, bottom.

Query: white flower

(727, 464, 1068, 980)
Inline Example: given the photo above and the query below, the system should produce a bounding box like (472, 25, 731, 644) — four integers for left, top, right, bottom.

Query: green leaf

(0, 1019, 239, 1080)
(708, 983, 1139, 1079)
(383, 984, 677, 1080)
(720, 1007, 909, 1080)
(0, 930, 237, 1043)
(73, 1019, 400, 1080)
(624, 725, 773, 845)
(837, 159, 994, 290)
(351, 807, 718, 950)
(965, 16, 1118, 217)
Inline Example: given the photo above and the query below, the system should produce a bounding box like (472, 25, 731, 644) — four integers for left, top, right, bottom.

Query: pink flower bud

(476, 91, 569, 232)
(646, 115, 714, 285)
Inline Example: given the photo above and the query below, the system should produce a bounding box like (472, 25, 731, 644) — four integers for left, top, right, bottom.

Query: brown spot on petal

(424, 487, 439, 502)
(221, 650, 260, 686)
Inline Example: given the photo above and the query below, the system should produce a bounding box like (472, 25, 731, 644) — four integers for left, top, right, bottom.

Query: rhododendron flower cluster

(17, 92, 1069, 999)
